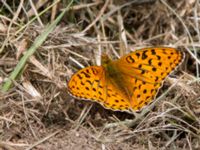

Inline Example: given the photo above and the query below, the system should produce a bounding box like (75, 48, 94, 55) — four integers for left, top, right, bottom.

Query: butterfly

(67, 47, 184, 113)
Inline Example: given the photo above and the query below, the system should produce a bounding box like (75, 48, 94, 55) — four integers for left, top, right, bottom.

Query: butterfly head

(101, 53, 112, 67)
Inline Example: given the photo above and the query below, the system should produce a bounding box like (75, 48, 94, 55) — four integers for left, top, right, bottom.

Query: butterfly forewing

(115, 47, 184, 110)
(117, 47, 184, 81)
(68, 66, 105, 103)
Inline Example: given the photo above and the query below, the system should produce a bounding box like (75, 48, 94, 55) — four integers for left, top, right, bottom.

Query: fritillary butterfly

(67, 47, 184, 113)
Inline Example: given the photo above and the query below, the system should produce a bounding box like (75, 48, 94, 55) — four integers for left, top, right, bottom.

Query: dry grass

(0, 0, 200, 149)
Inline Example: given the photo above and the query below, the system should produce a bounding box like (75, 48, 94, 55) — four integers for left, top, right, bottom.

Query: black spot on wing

(148, 59, 152, 65)
(81, 81, 85, 85)
(162, 49, 167, 54)
(151, 49, 156, 55)
(124, 106, 129, 110)
(157, 55, 161, 60)
(141, 70, 145, 74)
(86, 69, 89, 73)
(115, 100, 119, 103)
(152, 67, 157, 72)
(99, 97, 104, 101)
(136, 53, 140, 58)
(99, 85, 103, 89)
(155, 76, 159, 82)
(77, 74, 83, 79)
(146, 96, 150, 99)
(86, 80, 92, 85)
(91, 68, 98, 75)
(112, 104, 116, 107)
(126, 55, 135, 63)
(81, 71, 90, 78)
(142, 51, 148, 60)
(121, 99, 125, 102)
(135, 79, 138, 83)
(143, 89, 147, 94)
(158, 62, 162, 66)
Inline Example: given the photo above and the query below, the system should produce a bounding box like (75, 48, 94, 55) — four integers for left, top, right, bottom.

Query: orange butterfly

(67, 47, 184, 113)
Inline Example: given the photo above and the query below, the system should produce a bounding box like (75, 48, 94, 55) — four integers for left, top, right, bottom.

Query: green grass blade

(1, 1, 74, 92)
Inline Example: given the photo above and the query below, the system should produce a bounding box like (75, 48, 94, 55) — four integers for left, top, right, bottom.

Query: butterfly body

(67, 47, 184, 113)
(101, 54, 132, 102)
